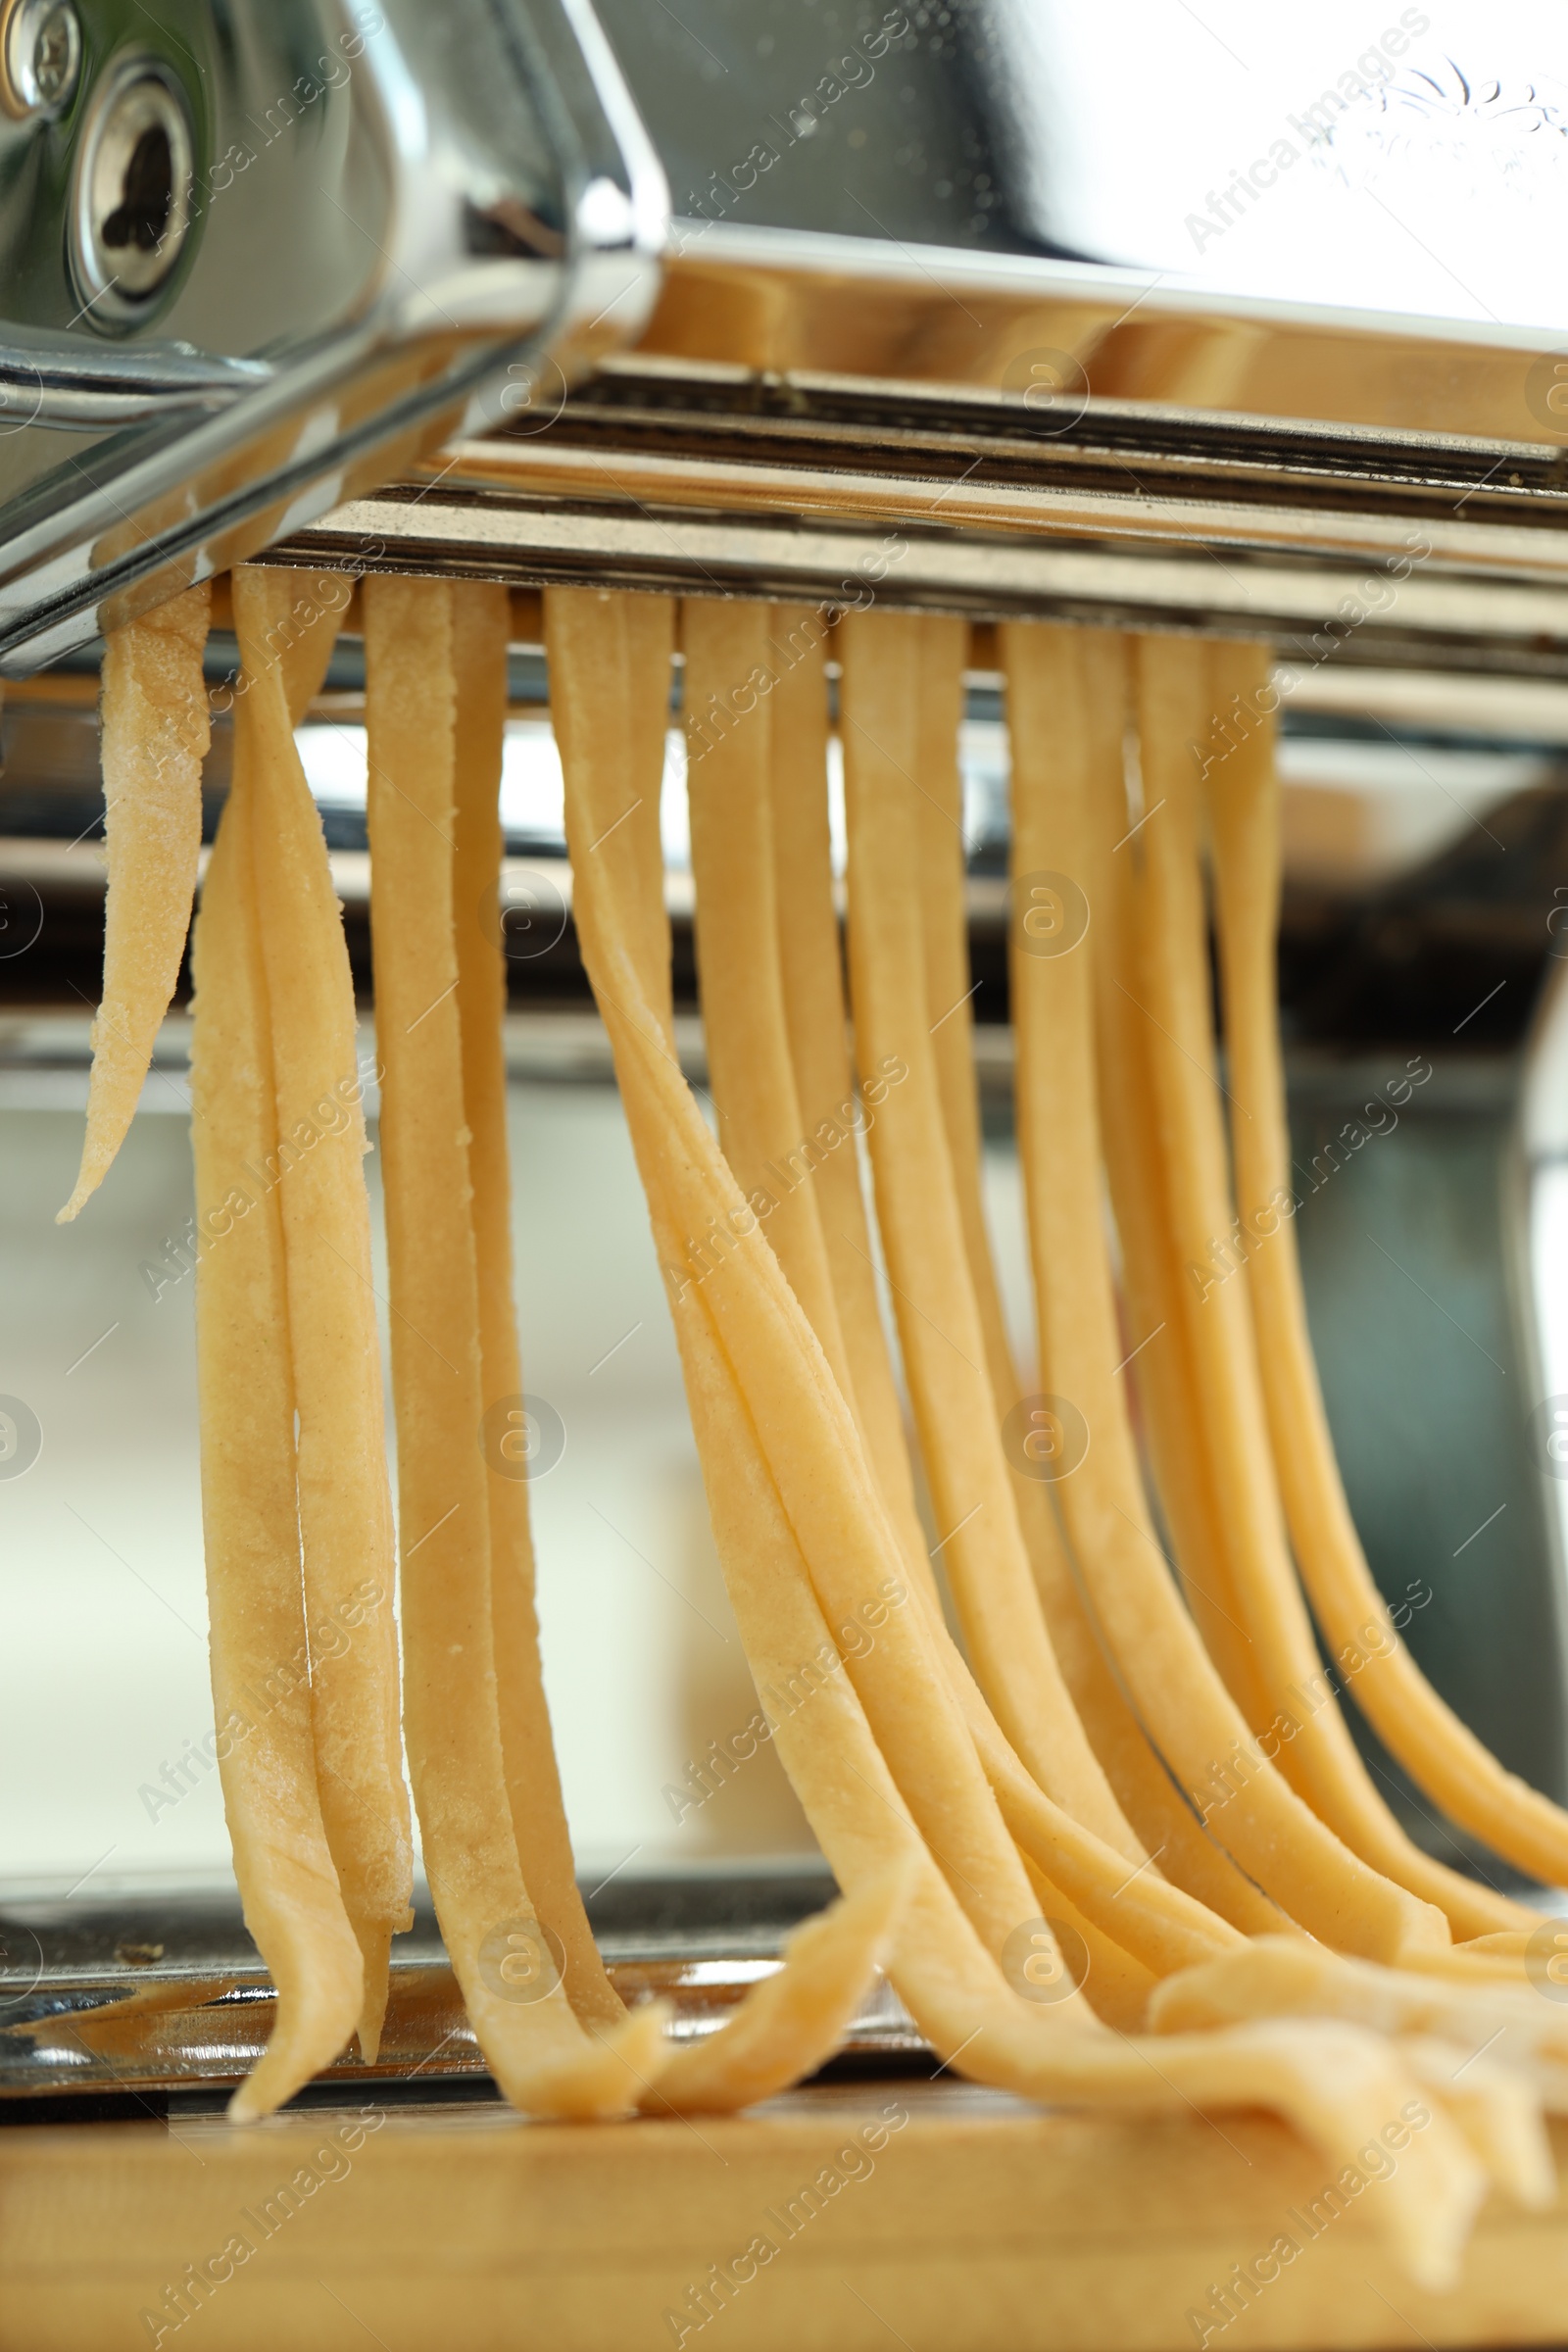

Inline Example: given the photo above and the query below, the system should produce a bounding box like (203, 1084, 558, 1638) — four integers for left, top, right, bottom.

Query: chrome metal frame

(262, 352, 1568, 677)
(0, 0, 670, 674)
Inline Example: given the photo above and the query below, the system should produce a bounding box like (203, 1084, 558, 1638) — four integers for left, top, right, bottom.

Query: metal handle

(0, 333, 271, 430)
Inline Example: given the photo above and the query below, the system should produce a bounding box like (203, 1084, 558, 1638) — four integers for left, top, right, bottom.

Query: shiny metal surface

(0, 326, 270, 428)
(0, 0, 669, 673)
(0, 0, 80, 120)
(260, 365, 1568, 674)
(66, 46, 193, 318)
(1519, 960, 1568, 1697)
(0, 1874, 924, 2098)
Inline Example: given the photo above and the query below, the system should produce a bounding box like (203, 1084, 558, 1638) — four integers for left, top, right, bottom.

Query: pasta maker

(6, 0, 1568, 2110)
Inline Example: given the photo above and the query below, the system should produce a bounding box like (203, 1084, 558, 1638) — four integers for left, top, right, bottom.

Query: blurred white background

(990, 0, 1568, 330)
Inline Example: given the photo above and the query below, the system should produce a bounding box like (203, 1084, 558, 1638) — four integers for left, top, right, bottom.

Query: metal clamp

(0, 0, 669, 673)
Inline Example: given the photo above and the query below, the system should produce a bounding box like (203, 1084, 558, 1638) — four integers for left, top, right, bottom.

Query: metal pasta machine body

(4, 0, 1568, 2097)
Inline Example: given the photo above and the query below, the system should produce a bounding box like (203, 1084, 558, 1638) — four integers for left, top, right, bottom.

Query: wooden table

(5, 2082, 1568, 2351)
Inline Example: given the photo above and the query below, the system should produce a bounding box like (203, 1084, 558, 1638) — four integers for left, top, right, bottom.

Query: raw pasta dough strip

(449, 578, 622, 2031)
(1374, 2036, 1552, 2208)
(1003, 618, 1292, 1936)
(908, 612, 1024, 1427)
(552, 588, 1487, 2286)
(684, 597, 1200, 1991)
(63, 581, 212, 1220)
(906, 611, 1102, 1671)
(759, 609, 1250, 1975)
(839, 605, 1143, 1859)
(189, 751, 363, 2120)
(643, 1865, 913, 2113)
(1092, 791, 1280, 1732)
(1128, 632, 1530, 1944)
(1157, 1933, 1568, 2066)
(1002, 622, 1557, 2162)
(684, 601, 1237, 1984)
(683, 600, 855, 1390)
(554, 587, 1052, 2074)
(549, 590, 1051, 1964)
(1069, 630, 1474, 1963)
(903, 614, 1282, 1938)
(363, 574, 666, 2117)
(1154, 1940, 1559, 2200)
(416, 583, 926, 2117)
(764, 605, 932, 1581)
(233, 567, 413, 2059)
(1206, 636, 1568, 1891)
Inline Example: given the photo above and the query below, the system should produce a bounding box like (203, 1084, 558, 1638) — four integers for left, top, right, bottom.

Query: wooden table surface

(4, 2081, 1568, 2352)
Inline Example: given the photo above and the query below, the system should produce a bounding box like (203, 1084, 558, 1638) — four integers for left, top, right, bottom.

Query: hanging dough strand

(62, 581, 212, 1220)
(683, 603, 1238, 1991)
(449, 578, 624, 2031)
(1075, 629, 1483, 1965)
(839, 605, 1144, 1860)
(763, 604, 933, 1585)
(364, 573, 667, 2116)
(909, 608, 1203, 1914)
(233, 565, 413, 2059)
(1003, 618, 1296, 1937)
(1206, 634, 1568, 1893)
(189, 736, 363, 2121)
(1127, 631, 1531, 1947)
(684, 599, 853, 1388)
(910, 610, 1110, 1658)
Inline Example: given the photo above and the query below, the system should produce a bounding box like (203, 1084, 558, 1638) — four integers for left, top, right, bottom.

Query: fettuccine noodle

(1206, 636, 1568, 1893)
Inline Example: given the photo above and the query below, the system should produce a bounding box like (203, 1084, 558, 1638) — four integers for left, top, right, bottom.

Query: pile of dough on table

(54, 566, 1568, 2291)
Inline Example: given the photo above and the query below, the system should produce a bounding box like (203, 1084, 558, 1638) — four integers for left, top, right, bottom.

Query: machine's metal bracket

(0, 0, 669, 674)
